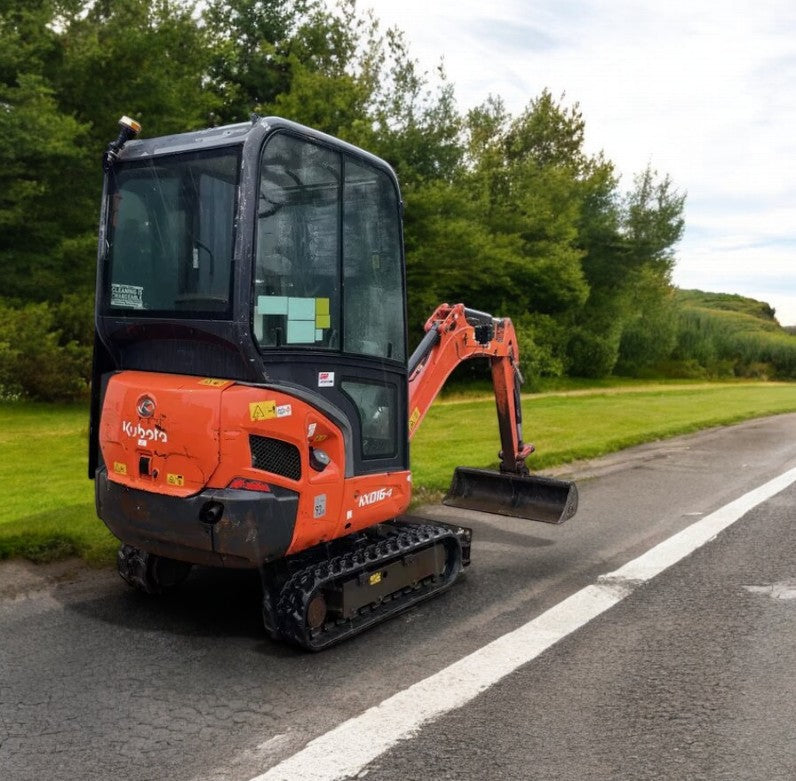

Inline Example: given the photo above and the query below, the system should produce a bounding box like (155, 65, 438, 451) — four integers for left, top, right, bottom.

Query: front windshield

(105, 147, 240, 317)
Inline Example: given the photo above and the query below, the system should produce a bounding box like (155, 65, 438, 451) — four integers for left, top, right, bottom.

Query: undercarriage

(118, 518, 472, 651)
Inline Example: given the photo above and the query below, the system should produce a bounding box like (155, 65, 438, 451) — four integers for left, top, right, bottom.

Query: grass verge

(411, 383, 796, 490)
(1, 382, 795, 565)
(0, 403, 116, 566)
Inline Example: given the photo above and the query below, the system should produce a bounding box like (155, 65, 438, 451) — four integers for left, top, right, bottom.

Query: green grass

(2, 382, 795, 565)
(412, 383, 796, 491)
(0, 403, 116, 565)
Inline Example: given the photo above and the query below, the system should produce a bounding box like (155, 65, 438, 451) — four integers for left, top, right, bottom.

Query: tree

(0, 1, 95, 301)
(205, 0, 312, 124)
(0, 0, 691, 389)
(461, 92, 592, 317)
(622, 165, 685, 278)
(56, 0, 217, 144)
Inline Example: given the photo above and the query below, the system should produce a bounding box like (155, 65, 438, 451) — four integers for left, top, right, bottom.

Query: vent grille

(250, 435, 301, 481)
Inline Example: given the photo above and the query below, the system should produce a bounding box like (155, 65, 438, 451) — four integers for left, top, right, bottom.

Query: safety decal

(313, 494, 327, 519)
(166, 473, 185, 487)
(312, 433, 328, 443)
(113, 462, 127, 475)
(276, 404, 292, 418)
(307, 422, 317, 437)
(408, 407, 421, 432)
(318, 371, 335, 388)
(198, 378, 228, 387)
(110, 283, 144, 309)
(249, 400, 277, 421)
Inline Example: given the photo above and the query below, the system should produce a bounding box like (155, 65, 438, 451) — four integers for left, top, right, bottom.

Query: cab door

(253, 131, 408, 476)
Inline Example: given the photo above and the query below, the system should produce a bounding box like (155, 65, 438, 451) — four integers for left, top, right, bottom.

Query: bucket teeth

(443, 467, 578, 524)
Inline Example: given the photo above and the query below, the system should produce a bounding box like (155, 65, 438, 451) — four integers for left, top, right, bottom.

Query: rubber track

(275, 522, 463, 651)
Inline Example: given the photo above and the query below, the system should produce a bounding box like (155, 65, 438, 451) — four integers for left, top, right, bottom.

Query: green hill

(676, 289, 780, 324)
(672, 289, 796, 379)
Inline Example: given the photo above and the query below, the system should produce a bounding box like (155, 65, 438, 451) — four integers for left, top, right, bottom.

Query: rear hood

(99, 371, 233, 497)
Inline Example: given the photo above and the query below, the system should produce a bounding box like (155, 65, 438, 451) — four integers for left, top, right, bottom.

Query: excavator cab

(92, 118, 409, 484)
(90, 116, 576, 649)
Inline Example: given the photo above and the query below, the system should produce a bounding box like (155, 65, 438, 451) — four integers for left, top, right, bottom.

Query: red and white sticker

(318, 371, 335, 388)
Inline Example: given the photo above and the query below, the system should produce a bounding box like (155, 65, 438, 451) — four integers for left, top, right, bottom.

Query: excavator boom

(407, 303, 577, 523)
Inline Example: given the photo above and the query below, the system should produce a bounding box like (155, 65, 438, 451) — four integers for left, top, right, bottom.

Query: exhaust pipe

(443, 467, 578, 524)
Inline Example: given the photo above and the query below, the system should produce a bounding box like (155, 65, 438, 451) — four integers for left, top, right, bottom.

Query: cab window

(254, 133, 405, 362)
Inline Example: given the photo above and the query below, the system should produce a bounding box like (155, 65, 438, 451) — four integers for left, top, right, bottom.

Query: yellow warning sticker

(315, 297, 330, 316)
(113, 462, 127, 475)
(249, 400, 277, 421)
(166, 473, 185, 487)
(408, 407, 421, 432)
(369, 572, 383, 586)
(199, 378, 228, 387)
(312, 433, 328, 443)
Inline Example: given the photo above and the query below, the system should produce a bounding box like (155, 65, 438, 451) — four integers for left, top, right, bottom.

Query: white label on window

(318, 371, 335, 388)
(313, 494, 327, 519)
(111, 283, 144, 309)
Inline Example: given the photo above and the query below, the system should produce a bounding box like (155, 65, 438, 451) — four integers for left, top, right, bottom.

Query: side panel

(263, 358, 408, 478)
(95, 371, 412, 565)
(215, 385, 411, 554)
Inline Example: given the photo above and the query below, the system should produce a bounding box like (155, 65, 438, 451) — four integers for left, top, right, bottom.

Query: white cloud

(358, 0, 796, 323)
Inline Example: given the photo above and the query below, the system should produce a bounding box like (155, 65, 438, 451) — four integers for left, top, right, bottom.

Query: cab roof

(116, 116, 394, 177)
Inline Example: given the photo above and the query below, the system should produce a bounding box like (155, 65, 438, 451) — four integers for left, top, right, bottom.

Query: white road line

(252, 466, 796, 781)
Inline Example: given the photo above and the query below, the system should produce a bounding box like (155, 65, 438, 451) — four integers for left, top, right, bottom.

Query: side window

(341, 380, 397, 458)
(255, 134, 341, 348)
(343, 160, 405, 362)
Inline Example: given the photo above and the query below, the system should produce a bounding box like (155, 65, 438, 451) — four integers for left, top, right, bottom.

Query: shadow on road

(61, 565, 301, 657)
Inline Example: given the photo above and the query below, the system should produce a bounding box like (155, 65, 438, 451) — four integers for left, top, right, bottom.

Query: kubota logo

(136, 395, 156, 417)
(122, 421, 168, 443)
(357, 488, 393, 508)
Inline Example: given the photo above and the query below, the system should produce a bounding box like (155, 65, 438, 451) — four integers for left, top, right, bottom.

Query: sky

(358, 0, 796, 325)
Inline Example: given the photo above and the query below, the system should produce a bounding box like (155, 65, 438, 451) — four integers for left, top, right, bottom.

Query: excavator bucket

(443, 467, 578, 524)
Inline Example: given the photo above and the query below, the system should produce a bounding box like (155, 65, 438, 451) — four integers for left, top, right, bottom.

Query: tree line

(0, 0, 791, 401)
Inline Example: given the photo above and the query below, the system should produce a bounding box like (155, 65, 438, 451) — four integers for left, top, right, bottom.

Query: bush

(0, 297, 92, 401)
(567, 327, 620, 378)
(514, 312, 566, 388)
(672, 304, 796, 380)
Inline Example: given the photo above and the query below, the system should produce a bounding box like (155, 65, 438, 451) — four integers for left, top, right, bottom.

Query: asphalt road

(1, 413, 795, 781)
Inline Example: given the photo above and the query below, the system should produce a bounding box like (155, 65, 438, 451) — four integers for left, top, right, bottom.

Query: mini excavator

(90, 116, 578, 650)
